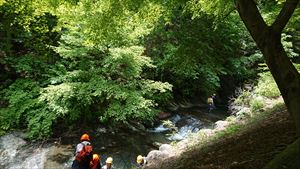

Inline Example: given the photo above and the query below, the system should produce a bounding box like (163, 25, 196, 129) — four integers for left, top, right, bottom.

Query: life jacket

(75, 142, 93, 165)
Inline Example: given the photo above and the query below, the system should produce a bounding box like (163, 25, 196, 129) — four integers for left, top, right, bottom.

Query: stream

(0, 108, 227, 169)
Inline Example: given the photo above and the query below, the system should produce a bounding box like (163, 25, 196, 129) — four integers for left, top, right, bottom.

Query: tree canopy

(0, 0, 299, 140)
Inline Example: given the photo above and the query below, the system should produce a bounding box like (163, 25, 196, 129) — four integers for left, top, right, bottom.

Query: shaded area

(145, 110, 298, 169)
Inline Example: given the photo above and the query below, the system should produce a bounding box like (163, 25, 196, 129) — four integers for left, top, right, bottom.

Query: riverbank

(0, 109, 223, 169)
(144, 101, 297, 169)
(143, 71, 299, 169)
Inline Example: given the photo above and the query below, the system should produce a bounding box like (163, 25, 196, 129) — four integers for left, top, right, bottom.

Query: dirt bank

(144, 109, 298, 169)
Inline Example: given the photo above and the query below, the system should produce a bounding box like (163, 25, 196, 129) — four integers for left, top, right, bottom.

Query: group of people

(71, 134, 113, 169)
(71, 134, 147, 169)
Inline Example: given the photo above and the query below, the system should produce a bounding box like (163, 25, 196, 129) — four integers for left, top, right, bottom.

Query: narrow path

(145, 110, 297, 169)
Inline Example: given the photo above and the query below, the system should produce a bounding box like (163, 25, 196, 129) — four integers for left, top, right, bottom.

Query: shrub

(255, 72, 280, 98)
(250, 98, 265, 113)
(234, 90, 252, 106)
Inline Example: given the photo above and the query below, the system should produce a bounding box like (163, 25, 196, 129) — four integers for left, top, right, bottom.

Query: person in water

(101, 157, 113, 169)
(72, 134, 93, 169)
(207, 94, 216, 113)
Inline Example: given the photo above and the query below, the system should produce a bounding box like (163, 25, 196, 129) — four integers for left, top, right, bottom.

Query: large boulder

(214, 120, 230, 131)
(159, 144, 173, 153)
(146, 150, 171, 164)
(176, 139, 190, 151)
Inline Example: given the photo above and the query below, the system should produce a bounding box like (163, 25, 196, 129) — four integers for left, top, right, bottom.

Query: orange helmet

(80, 133, 90, 141)
(93, 154, 100, 161)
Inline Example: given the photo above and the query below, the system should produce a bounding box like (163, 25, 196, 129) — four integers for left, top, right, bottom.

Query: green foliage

(282, 33, 299, 59)
(162, 120, 178, 137)
(0, 79, 55, 139)
(268, 102, 286, 112)
(0, 0, 60, 86)
(233, 71, 281, 114)
(255, 72, 281, 98)
(0, 0, 173, 139)
(103, 46, 155, 79)
(234, 90, 252, 106)
(294, 63, 300, 71)
(0, 79, 39, 130)
(1, 0, 297, 140)
(216, 123, 241, 138)
(162, 120, 178, 131)
(51, 0, 165, 47)
(250, 98, 265, 112)
(186, 0, 234, 20)
(146, 9, 256, 98)
(51, 28, 173, 126)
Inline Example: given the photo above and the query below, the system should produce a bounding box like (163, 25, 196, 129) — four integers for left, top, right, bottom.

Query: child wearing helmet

(90, 154, 101, 169)
(136, 155, 147, 167)
(101, 157, 113, 169)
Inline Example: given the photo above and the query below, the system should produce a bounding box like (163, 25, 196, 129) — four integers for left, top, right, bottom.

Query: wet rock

(22, 148, 48, 169)
(0, 133, 27, 167)
(44, 145, 73, 169)
(157, 112, 172, 120)
(126, 121, 146, 132)
(152, 142, 162, 148)
(168, 133, 184, 141)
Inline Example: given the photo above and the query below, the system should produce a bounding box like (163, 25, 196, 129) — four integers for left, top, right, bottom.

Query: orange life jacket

(75, 143, 93, 165)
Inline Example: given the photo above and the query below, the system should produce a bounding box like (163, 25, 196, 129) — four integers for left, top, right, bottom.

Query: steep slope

(144, 108, 297, 169)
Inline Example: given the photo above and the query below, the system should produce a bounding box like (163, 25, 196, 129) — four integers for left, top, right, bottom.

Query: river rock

(214, 120, 230, 131)
(21, 148, 48, 169)
(199, 128, 214, 136)
(159, 144, 173, 153)
(44, 145, 73, 169)
(126, 121, 146, 132)
(176, 139, 190, 151)
(236, 107, 251, 119)
(168, 133, 184, 141)
(0, 133, 27, 167)
(157, 112, 172, 120)
(146, 150, 170, 164)
(152, 142, 162, 148)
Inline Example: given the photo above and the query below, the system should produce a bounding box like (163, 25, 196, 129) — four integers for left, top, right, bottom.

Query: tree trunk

(262, 31, 300, 135)
(236, 0, 300, 135)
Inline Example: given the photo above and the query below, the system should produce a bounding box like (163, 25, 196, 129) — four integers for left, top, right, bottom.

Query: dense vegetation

(0, 0, 299, 141)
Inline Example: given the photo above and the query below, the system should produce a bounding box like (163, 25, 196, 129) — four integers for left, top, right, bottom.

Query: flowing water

(0, 109, 226, 169)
